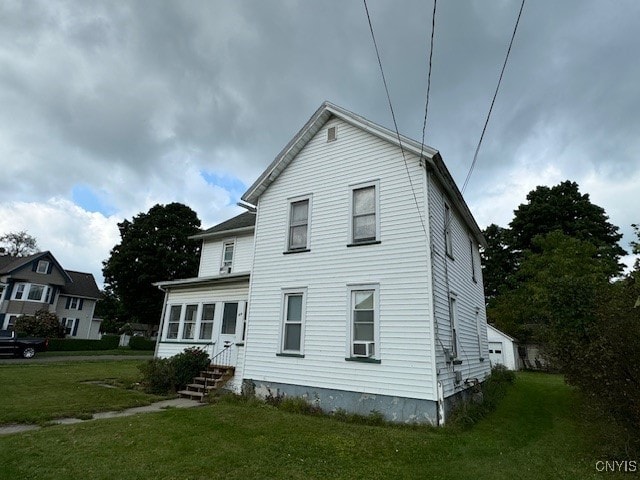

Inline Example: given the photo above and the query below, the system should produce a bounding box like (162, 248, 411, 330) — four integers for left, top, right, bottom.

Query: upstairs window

(36, 260, 50, 274)
(287, 198, 310, 251)
(13, 283, 49, 303)
(470, 238, 477, 282)
(444, 204, 453, 258)
(220, 241, 234, 274)
(0, 284, 5, 302)
(350, 181, 379, 245)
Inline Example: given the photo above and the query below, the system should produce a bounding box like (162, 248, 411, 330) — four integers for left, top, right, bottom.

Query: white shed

(486, 324, 520, 371)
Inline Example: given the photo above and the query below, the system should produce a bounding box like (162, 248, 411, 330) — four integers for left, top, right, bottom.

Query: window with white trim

(166, 305, 182, 339)
(69, 297, 80, 310)
(475, 307, 483, 358)
(12, 283, 50, 303)
(182, 304, 198, 340)
(280, 290, 306, 353)
(0, 284, 6, 302)
(199, 304, 215, 340)
(36, 260, 49, 274)
(5, 315, 20, 331)
(287, 198, 310, 251)
(449, 294, 459, 357)
(221, 241, 234, 273)
(348, 285, 379, 359)
(445, 204, 453, 258)
(221, 302, 238, 335)
(350, 182, 379, 244)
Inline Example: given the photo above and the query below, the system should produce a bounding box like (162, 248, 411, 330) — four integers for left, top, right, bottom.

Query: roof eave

(189, 226, 255, 241)
(154, 272, 251, 291)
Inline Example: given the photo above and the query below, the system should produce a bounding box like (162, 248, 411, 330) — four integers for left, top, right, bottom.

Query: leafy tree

(102, 203, 201, 328)
(14, 309, 65, 338)
(509, 180, 625, 276)
(0, 231, 39, 257)
(94, 287, 126, 333)
(481, 224, 517, 300)
(488, 231, 611, 344)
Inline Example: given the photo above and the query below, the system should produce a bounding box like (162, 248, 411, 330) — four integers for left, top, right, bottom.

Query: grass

(0, 370, 626, 479)
(38, 349, 154, 357)
(0, 360, 166, 424)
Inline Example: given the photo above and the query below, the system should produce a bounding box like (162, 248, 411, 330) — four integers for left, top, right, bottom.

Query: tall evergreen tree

(102, 203, 201, 328)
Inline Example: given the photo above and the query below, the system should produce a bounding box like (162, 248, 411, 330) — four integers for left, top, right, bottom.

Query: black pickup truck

(0, 330, 48, 359)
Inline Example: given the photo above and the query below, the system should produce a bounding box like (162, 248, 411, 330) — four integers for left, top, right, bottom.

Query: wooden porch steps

(178, 364, 235, 402)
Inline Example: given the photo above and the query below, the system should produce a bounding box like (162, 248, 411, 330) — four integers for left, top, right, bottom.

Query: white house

(155, 102, 491, 425)
(486, 324, 520, 371)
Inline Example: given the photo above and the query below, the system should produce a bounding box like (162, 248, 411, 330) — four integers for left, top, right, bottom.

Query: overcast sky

(1, 0, 638, 287)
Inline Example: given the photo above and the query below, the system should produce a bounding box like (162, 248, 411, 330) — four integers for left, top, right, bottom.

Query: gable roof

(487, 323, 518, 343)
(241, 101, 485, 247)
(61, 270, 101, 299)
(0, 251, 73, 283)
(190, 211, 256, 240)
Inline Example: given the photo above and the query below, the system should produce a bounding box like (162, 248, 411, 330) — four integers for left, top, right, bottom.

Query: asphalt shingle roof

(197, 211, 256, 237)
(63, 270, 101, 299)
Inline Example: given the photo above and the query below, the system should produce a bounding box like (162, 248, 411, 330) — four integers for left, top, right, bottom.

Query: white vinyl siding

(244, 118, 436, 401)
(199, 234, 254, 276)
(428, 173, 490, 398)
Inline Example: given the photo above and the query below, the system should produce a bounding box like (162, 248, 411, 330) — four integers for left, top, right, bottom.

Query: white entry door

(213, 301, 245, 366)
(489, 341, 504, 367)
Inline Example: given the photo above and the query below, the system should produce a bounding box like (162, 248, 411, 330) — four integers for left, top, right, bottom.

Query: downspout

(154, 287, 168, 359)
(422, 162, 442, 426)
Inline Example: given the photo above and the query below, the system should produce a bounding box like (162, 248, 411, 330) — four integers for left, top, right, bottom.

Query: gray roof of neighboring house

(0, 252, 99, 299)
(62, 270, 101, 299)
(190, 211, 256, 240)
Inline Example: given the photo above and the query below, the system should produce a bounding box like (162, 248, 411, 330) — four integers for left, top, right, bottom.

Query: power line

(461, 0, 526, 194)
(363, 0, 427, 236)
(419, 0, 438, 159)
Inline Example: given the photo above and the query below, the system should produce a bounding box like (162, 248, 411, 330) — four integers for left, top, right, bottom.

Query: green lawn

(0, 360, 165, 424)
(0, 369, 621, 479)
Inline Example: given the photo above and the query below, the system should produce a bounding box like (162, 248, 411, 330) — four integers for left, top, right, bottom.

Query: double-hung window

(350, 181, 379, 244)
(449, 294, 459, 358)
(166, 305, 182, 339)
(199, 304, 215, 340)
(36, 260, 49, 274)
(182, 304, 198, 340)
(349, 285, 379, 359)
(280, 290, 306, 354)
(62, 318, 77, 336)
(14, 284, 26, 300)
(287, 197, 310, 251)
(221, 241, 234, 273)
(444, 204, 453, 258)
(470, 238, 477, 282)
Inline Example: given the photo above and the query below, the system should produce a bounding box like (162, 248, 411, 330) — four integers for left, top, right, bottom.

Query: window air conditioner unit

(219, 266, 231, 275)
(353, 342, 375, 358)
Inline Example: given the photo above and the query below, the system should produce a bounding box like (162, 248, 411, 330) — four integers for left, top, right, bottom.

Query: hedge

(129, 336, 156, 351)
(48, 334, 120, 351)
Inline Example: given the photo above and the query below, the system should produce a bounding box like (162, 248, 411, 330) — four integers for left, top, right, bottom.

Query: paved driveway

(0, 355, 153, 364)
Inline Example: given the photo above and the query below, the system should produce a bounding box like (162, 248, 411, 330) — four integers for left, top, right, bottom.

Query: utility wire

(461, 0, 526, 194)
(363, 0, 427, 235)
(419, 0, 438, 159)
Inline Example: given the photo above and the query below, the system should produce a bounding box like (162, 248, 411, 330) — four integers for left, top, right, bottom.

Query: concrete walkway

(0, 398, 202, 436)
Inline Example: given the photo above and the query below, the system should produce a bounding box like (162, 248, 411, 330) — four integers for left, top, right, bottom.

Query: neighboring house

(486, 324, 520, 371)
(0, 252, 101, 339)
(155, 101, 491, 425)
